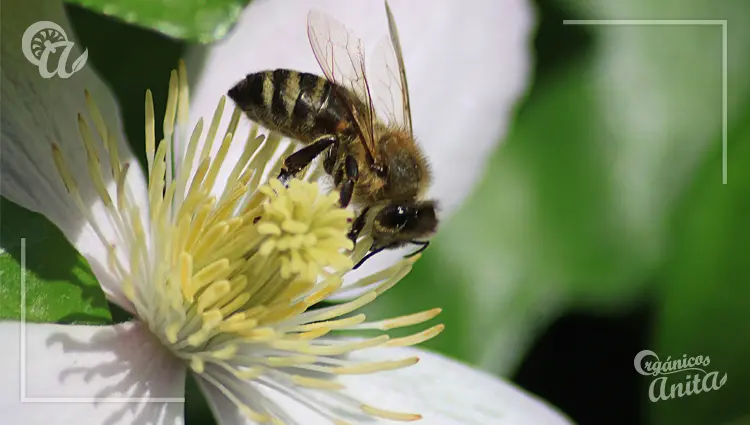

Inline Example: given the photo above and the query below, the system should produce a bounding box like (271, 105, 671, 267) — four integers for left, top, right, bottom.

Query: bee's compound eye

(378, 205, 412, 230)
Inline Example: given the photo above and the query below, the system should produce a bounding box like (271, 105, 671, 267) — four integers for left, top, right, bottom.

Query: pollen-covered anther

(256, 179, 355, 281)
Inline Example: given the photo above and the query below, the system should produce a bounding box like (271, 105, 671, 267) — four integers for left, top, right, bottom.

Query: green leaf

(66, 0, 249, 43)
(561, 0, 750, 275)
(184, 373, 217, 425)
(0, 198, 111, 325)
(67, 5, 184, 164)
(651, 101, 750, 425)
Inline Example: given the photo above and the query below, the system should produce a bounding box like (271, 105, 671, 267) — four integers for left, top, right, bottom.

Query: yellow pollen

(55, 59, 443, 424)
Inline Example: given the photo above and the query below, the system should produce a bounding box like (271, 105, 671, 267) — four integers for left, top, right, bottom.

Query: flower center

(51, 61, 443, 423)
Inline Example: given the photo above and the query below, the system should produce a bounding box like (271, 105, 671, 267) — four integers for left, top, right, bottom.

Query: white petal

(198, 346, 571, 425)
(339, 346, 572, 424)
(185, 0, 534, 295)
(0, 320, 185, 425)
(0, 0, 148, 309)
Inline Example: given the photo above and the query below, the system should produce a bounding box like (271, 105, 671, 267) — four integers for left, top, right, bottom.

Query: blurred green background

(2, 0, 749, 424)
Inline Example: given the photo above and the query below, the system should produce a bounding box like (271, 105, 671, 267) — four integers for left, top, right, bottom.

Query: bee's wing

(307, 10, 378, 164)
(370, 2, 413, 135)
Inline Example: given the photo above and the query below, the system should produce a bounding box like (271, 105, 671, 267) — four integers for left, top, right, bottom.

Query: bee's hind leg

(338, 155, 359, 208)
(278, 135, 337, 185)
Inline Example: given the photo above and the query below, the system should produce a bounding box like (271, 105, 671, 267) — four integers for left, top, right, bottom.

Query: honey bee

(228, 2, 437, 268)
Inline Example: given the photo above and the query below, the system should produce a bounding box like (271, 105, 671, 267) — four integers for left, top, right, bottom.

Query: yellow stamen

(290, 327, 331, 340)
(106, 133, 122, 181)
(145, 89, 155, 174)
(56, 62, 443, 424)
(51, 144, 76, 193)
(293, 314, 367, 332)
(211, 344, 238, 360)
(202, 126, 236, 193)
(270, 335, 389, 356)
(290, 375, 345, 390)
(357, 308, 442, 330)
(361, 405, 422, 422)
(329, 356, 419, 374)
(190, 356, 205, 374)
(202, 96, 225, 162)
(385, 324, 445, 347)
(264, 355, 317, 367)
(84, 90, 108, 148)
(177, 60, 189, 129)
(115, 162, 130, 211)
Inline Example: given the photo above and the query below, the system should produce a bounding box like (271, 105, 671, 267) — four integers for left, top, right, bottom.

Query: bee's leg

(405, 240, 430, 258)
(347, 206, 371, 247)
(338, 154, 359, 207)
(352, 241, 398, 270)
(323, 142, 339, 175)
(278, 135, 337, 184)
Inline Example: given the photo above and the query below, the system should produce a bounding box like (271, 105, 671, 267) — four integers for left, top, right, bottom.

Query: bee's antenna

(353, 246, 387, 270)
(405, 240, 429, 258)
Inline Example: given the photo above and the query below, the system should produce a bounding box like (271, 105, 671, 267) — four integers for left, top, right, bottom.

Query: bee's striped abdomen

(228, 69, 350, 144)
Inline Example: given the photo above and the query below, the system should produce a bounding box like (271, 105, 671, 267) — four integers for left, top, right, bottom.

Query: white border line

(20, 238, 27, 400)
(563, 19, 728, 185)
(19, 237, 184, 403)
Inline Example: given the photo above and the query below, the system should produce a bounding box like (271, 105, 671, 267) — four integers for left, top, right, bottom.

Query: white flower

(0, 1, 572, 425)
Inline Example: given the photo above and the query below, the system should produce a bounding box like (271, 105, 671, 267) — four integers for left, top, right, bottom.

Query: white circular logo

(21, 21, 88, 79)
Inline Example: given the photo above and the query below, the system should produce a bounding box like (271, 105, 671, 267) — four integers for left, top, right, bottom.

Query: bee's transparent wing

(371, 37, 408, 132)
(307, 10, 378, 162)
(370, 2, 413, 135)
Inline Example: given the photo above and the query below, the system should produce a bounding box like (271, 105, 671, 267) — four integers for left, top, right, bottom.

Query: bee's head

(371, 200, 438, 249)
